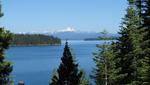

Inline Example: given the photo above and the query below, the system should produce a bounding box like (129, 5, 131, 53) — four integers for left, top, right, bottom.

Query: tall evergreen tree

(92, 43, 116, 85)
(0, 1, 13, 85)
(113, 0, 142, 84)
(93, 0, 150, 84)
(50, 41, 82, 85)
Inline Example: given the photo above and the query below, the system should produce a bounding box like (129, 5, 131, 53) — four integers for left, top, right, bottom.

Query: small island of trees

(11, 34, 61, 46)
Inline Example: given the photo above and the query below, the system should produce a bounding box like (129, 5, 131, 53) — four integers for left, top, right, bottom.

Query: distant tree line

(11, 34, 61, 46)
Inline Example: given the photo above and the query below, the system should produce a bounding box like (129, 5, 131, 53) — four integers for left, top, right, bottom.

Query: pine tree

(0, 1, 13, 85)
(50, 41, 82, 85)
(92, 43, 116, 85)
(113, 0, 142, 84)
(93, 0, 150, 84)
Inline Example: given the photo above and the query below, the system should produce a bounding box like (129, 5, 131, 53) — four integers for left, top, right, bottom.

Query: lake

(6, 40, 112, 85)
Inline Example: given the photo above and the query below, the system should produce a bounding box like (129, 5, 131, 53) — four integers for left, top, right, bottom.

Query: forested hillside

(11, 34, 61, 46)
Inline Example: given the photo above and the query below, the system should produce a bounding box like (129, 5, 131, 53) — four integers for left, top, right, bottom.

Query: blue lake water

(6, 40, 112, 85)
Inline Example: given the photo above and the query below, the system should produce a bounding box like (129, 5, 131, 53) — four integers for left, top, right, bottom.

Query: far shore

(10, 43, 61, 47)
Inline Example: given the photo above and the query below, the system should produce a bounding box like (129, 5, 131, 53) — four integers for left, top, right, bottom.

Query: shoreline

(10, 43, 61, 47)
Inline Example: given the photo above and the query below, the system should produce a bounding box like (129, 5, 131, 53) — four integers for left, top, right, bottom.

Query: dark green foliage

(113, 0, 142, 84)
(0, 1, 13, 84)
(50, 42, 82, 85)
(92, 0, 145, 84)
(11, 34, 61, 46)
(135, 0, 150, 84)
(0, 28, 13, 85)
(92, 0, 150, 85)
(109, 0, 150, 84)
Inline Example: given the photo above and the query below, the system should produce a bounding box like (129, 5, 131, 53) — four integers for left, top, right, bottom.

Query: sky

(1, 0, 127, 33)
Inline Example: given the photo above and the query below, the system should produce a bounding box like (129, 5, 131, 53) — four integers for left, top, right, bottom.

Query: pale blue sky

(1, 0, 127, 33)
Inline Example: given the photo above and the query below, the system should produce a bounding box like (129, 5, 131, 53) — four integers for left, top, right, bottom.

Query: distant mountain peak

(59, 27, 76, 32)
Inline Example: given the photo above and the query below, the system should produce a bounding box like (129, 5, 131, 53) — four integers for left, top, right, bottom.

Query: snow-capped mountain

(51, 31, 100, 40)
(16, 27, 119, 40)
(57, 27, 77, 32)
(45, 27, 119, 40)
